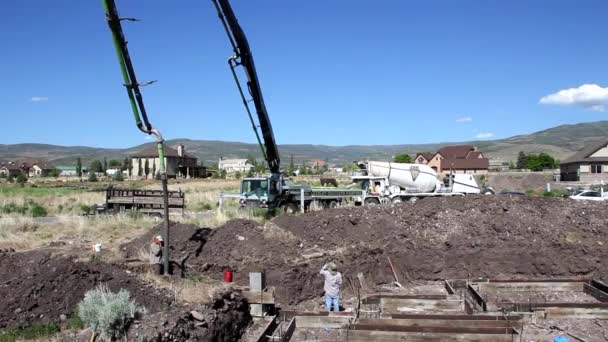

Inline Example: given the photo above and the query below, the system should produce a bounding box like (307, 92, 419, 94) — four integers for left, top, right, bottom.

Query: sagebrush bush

(78, 285, 145, 340)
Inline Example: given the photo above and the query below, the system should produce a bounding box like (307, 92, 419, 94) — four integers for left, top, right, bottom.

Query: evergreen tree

(138, 159, 143, 177)
(288, 155, 295, 176)
(516, 151, 528, 169)
(76, 157, 82, 178)
(144, 159, 150, 177)
(90, 160, 103, 173)
(103, 157, 108, 174)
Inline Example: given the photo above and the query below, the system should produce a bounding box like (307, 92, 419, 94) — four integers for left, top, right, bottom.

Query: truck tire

(408, 197, 419, 203)
(391, 197, 403, 203)
(328, 200, 339, 209)
(364, 198, 380, 206)
(280, 202, 299, 214)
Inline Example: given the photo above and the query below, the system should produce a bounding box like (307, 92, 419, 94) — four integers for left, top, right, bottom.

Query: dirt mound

(123, 196, 608, 307)
(130, 291, 251, 342)
(0, 249, 174, 329)
(488, 172, 551, 192)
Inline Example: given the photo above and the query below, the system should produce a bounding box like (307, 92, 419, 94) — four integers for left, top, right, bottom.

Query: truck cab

(350, 176, 390, 205)
(240, 177, 269, 207)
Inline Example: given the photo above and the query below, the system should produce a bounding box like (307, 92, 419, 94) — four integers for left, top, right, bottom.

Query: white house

(218, 158, 254, 173)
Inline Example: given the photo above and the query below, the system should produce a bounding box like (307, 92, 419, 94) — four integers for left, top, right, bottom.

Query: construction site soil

(124, 195, 608, 307)
(0, 250, 251, 341)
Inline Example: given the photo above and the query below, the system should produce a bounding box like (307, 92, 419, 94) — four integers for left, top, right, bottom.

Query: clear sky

(1, 0, 608, 148)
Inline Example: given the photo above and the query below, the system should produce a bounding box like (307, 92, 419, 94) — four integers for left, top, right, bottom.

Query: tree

(234, 171, 242, 179)
(144, 159, 150, 177)
(113, 172, 124, 181)
(90, 160, 103, 173)
(138, 159, 143, 177)
(516, 151, 528, 170)
(246, 168, 255, 177)
(109, 159, 122, 168)
(88, 172, 98, 182)
(16, 173, 27, 185)
(219, 169, 227, 179)
(76, 157, 82, 178)
(527, 153, 557, 171)
(509, 161, 516, 170)
(49, 169, 61, 178)
(123, 158, 132, 177)
(393, 153, 412, 163)
(288, 155, 295, 176)
(103, 157, 108, 174)
(152, 162, 156, 179)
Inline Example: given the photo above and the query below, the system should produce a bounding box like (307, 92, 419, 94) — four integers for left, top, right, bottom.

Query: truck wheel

(280, 203, 299, 214)
(391, 197, 403, 204)
(364, 198, 380, 206)
(408, 197, 419, 203)
(328, 200, 339, 209)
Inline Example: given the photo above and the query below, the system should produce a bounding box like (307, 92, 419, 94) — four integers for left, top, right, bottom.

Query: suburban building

(489, 159, 510, 172)
(26, 162, 56, 177)
(0, 163, 22, 178)
(560, 140, 608, 182)
(307, 159, 327, 169)
(218, 158, 254, 173)
(56, 165, 89, 177)
(131, 144, 206, 179)
(415, 145, 489, 175)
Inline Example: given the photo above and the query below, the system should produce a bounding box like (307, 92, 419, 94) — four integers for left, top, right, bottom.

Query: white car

(569, 190, 606, 202)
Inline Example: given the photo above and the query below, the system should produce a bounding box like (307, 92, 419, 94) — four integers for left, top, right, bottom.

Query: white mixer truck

(351, 161, 485, 205)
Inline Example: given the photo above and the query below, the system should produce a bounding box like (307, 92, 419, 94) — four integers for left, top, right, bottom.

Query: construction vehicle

(351, 161, 483, 205)
(213, 0, 361, 213)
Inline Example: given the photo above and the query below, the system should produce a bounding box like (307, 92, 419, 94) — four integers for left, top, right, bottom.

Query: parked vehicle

(350, 161, 484, 205)
(569, 190, 606, 202)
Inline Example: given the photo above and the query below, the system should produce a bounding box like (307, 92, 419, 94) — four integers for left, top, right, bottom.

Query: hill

(2, 121, 608, 166)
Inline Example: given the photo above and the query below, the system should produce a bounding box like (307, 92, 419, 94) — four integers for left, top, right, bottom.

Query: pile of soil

(129, 291, 251, 342)
(0, 249, 174, 329)
(124, 196, 608, 307)
(487, 173, 551, 192)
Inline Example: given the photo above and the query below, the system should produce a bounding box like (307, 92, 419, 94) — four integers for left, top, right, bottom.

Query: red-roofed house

(415, 145, 489, 175)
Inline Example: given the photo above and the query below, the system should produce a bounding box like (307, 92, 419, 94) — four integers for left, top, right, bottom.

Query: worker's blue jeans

(325, 295, 340, 312)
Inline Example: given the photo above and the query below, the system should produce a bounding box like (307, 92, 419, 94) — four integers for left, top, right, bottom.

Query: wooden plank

(278, 318, 296, 342)
(253, 316, 276, 342)
(291, 315, 354, 329)
(352, 324, 518, 335)
(479, 282, 583, 293)
(381, 298, 463, 313)
(584, 283, 608, 302)
(335, 330, 516, 342)
(356, 318, 522, 330)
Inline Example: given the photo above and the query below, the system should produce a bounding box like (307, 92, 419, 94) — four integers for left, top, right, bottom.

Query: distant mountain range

(2, 121, 608, 167)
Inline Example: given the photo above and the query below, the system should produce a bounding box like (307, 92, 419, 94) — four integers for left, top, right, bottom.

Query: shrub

(30, 204, 48, 218)
(88, 173, 98, 182)
(15, 174, 27, 185)
(80, 204, 93, 215)
(113, 172, 124, 181)
(0, 173, 6, 179)
(78, 285, 145, 340)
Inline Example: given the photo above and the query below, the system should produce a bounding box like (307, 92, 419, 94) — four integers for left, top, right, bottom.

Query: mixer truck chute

(352, 161, 483, 205)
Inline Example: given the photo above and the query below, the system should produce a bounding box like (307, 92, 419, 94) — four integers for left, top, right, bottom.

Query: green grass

(0, 324, 60, 342)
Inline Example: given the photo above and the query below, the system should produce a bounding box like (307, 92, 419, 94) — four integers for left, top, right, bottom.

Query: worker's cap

(327, 262, 337, 271)
(155, 235, 163, 242)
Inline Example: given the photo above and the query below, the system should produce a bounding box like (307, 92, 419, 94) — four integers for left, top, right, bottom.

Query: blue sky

(2, 0, 608, 148)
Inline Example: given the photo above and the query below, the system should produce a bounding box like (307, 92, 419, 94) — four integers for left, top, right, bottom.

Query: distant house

(218, 158, 253, 173)
(131, 144, 206, 179)
(307, 159, 327, 169)
(14, 161, 55, 177)
(0, 163, 22, 178)
(56, 165, 89, 177)
(489, 159, 510, 172)
(560, 140, 608, 182)
(415, 145, 489, 175)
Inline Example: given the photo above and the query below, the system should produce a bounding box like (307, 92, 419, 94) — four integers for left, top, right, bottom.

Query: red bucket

(223, 270, 233, 283)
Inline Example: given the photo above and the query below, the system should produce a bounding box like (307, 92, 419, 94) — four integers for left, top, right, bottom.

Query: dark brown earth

(0, 249, 173, 329)
(129, 291, 251, 342)
(124, 195, 608, 307)
(0, 249, 252, 341)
